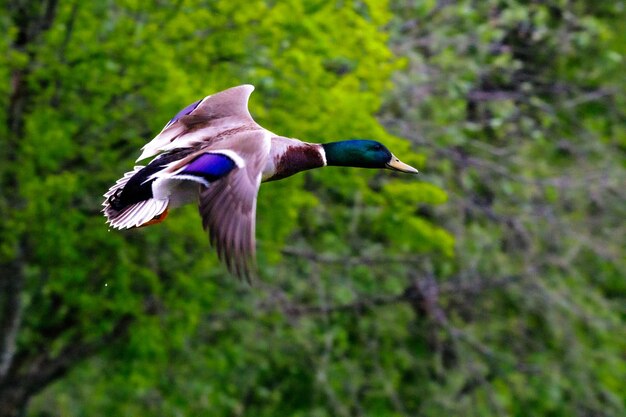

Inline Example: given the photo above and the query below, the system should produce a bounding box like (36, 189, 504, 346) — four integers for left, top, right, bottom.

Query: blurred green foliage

(0, 0, 624, 416)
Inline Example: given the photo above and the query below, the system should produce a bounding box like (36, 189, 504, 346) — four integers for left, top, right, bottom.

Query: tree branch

(20, 314, 133, 396)
(281, 247, 425, 266)
(204, 274, 521, 324)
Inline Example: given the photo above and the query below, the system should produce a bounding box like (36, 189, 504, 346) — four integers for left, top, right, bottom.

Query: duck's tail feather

(102, 166, 169, 229)
(104, 198, 169, 229)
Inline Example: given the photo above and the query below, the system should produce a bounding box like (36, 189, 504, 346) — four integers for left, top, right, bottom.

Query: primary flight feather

(103, 85, 418, 279)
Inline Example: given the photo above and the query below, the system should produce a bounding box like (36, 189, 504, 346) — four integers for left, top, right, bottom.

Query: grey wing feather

(137, 85, 257, 162)
(189, 127, 270, 280)
(199, 168, 261, 280)
(187, 84, 255, 123)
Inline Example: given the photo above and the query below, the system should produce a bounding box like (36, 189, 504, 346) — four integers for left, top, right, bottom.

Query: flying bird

(103, 85, 418, 279)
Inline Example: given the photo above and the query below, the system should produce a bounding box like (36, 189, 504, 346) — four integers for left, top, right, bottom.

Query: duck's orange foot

(139, 208, 169, 228)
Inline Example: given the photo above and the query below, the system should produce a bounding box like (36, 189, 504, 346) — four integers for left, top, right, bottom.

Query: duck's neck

(264, 138, 381, 182)
(321, 140, 384, 168)
(321, 141, 361, 167)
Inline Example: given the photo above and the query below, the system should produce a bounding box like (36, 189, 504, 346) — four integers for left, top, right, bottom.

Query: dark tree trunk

(0, 386, 28, 417)
(0, 2, 77, 415)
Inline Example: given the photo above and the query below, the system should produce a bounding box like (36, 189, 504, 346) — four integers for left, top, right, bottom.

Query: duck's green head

(322, 139, 418, 174)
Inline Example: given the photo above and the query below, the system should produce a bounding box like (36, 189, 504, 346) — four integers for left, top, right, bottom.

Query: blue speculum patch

(180, 153, 236, 182)
(164, 99, 203, 128)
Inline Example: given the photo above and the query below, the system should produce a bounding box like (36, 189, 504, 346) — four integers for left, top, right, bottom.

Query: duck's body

(103, 85, 417, 278)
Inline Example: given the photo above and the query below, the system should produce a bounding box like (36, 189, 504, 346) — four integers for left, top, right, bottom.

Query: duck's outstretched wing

(137, 84, 257, 162)
(198, 130, 270, 281)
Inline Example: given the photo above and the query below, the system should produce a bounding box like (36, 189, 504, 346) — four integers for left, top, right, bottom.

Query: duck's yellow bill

(386, 155, 419, 174)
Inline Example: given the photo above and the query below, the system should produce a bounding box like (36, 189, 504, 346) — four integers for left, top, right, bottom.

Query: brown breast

(266, 143, 325, 181)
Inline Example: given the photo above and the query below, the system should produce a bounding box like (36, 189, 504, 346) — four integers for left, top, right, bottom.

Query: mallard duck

(103, 85, 418, 278)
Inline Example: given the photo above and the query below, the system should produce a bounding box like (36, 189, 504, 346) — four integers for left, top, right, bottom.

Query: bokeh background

(1, 1, 624, 416)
